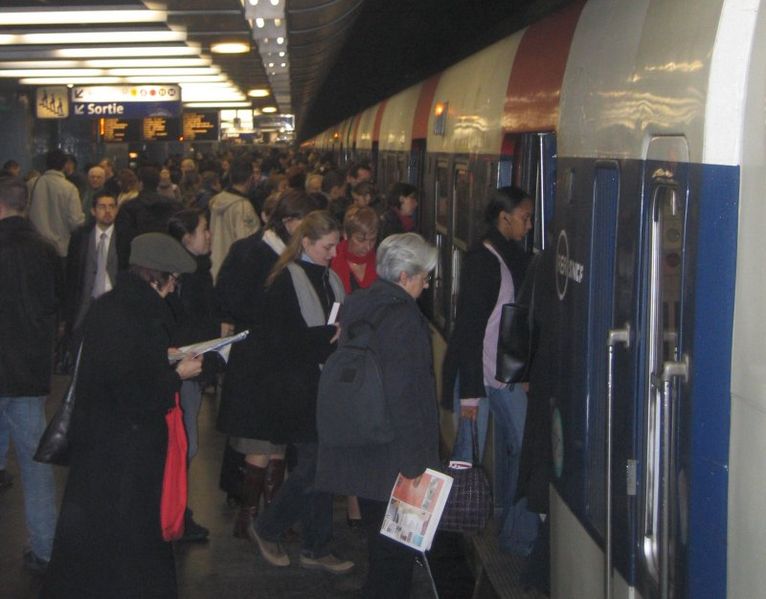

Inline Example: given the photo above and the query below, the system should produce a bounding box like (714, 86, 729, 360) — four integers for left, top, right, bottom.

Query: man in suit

(64, 192, 118, 348)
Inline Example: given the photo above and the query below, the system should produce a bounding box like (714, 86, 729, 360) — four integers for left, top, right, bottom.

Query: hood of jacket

(209, 188, 249, 215)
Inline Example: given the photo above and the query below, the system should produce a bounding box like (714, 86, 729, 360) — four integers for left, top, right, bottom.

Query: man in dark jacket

(0, 175, 61, 572)
(115, 165, 182, 269)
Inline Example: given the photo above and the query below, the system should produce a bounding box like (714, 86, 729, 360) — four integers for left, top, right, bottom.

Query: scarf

(394, 207, 415, 232)
(330, 238, 377, 293)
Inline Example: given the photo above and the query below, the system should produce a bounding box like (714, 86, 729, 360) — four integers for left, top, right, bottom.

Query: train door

(635, 145, 690, 599)
(431, 159, 451, 331)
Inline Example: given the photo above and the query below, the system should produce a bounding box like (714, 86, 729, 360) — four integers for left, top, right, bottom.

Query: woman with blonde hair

(249, 211, 354, 575)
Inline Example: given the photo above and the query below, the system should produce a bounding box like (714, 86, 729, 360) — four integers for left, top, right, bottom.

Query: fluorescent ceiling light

(0, 67, 220, 78)
(106, 67, 220, 76)
(262, 106, 278, 113)
(247, 89, 270, 98)
(0, 69, 101, 78)
(3, 9, 167, 25)
(20, 77, 124, 85)
(124, 75, 226, 83)
(56, 44, 201, 58)
(0, 30, 186, 45)
(211, 42, 250, 54)
(185, 102, 252, 108)
(0, 58, 211, 69)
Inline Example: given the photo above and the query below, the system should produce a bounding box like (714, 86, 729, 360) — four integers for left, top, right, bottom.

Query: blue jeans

(256, 442, 334, 557)
(0, 411, 10, 469)
(180, 380, 202, 460)
(0, 396, 58, 560)
(452, 384, 539, 555)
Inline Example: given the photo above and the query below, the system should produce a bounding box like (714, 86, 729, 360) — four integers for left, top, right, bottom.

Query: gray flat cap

(129, 232, 196, 274)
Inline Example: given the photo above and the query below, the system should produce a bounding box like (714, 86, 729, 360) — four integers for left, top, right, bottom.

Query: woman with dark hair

(250, 211, 353, 575)
(379, 182, 418, 242)
(215, 190, 318, 539)
(42, 233, 201, 599)
(166, 208, 218, 542)
(442, 185, 539, 555)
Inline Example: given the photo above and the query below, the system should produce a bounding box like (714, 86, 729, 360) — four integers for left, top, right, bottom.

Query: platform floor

(0, 378, 543, 598)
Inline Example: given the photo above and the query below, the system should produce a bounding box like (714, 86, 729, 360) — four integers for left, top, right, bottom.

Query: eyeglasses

(422, 273, 431, 285)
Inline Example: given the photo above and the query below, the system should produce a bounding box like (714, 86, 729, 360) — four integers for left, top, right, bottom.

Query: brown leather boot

(233, 463, 266, 541)
(264, 459, 286, 507)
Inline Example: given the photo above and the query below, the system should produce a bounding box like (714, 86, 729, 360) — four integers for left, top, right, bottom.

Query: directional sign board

(71, 85, 181, 119)
(36, 86, 69, 119)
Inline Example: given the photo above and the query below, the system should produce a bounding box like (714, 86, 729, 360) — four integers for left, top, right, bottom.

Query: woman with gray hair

(316, 232, 440, 599)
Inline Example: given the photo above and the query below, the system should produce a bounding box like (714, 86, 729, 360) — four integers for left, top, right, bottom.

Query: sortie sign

(71, 85, 181, 119)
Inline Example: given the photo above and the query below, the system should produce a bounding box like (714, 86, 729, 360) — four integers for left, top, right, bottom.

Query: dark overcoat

(0, 216, 61, 397)
(215, 232, 280, 438)
(316, 279, 441, 502)
(115, 190, 182, 269)
(41, 271, 181, 599)
(258, 261, 338, 444)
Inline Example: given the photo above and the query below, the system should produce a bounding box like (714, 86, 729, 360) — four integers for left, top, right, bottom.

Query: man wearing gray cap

(42, 232, 202, 599)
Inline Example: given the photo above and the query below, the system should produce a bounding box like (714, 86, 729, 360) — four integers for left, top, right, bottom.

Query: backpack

(317, 302, 397, 448)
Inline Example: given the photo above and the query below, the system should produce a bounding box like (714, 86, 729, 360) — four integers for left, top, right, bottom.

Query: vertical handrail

(606, 324, 631, 599)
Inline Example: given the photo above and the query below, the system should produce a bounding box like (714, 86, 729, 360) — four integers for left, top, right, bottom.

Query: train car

(308, 1, 765, 596)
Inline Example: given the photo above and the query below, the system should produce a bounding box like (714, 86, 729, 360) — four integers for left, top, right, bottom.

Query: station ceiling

(1, 0, 573, 140)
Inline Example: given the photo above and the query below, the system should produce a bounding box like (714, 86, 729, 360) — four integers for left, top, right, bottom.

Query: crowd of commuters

(0, 144, 546, 598)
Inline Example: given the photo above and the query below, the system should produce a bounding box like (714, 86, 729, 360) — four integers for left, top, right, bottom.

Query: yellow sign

(35, 87, 69, 119)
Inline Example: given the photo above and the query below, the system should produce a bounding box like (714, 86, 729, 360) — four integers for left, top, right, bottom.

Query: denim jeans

(451, 382, 490, 463)
(0, 396, 58, 560)
(256, 442, 334, 557)
(180, 380, 202, 460)
(0, 411, 10, 469)
(451, 384, 538, 555)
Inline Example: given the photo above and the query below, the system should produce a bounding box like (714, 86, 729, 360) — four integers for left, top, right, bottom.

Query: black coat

(258, 261, 338, 443)
(0, 216, 61, 396)
(316, 279, 440, 502)
(378, 207, 405, 242)
(441, 228, 529, 407)
(215, 232, 279, 439)
(42, 272, 181, 599)
(115, 190, 182, 270)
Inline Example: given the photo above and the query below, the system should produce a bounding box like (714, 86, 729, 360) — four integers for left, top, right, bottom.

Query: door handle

(605, 324, 631, 599)
(659, 354, 689, 599)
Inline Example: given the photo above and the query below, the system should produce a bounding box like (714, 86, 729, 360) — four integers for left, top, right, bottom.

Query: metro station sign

(70, 85, 181, 119)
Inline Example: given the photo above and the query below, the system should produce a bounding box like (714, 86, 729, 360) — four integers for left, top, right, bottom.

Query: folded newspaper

(380, 468, 453, 552)
(167, 330, 249, 364)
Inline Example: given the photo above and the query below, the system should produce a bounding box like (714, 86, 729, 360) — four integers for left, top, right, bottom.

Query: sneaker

(23, 550, 49, 574)
(252, 528, 290, 567)
(299, 553, 354, 575)
(0, 469, 13, 491)
(177, 513, 209, 543)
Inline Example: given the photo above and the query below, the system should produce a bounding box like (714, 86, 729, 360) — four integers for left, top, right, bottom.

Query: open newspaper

(167, 330, 249, 364)
(380, 468, 453, 552)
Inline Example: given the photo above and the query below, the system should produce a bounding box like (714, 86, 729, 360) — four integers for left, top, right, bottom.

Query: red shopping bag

(161, 392, 188, 541)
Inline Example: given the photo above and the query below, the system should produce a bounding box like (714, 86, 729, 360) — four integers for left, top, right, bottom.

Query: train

(302, 0, 765, 597)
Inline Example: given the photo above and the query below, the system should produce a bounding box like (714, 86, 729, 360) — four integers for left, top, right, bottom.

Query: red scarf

(331, 239, 377, 293)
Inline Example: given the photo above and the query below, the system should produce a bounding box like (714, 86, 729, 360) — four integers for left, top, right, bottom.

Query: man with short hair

(322, 169, 348, 224)
(64, 192, 119, 349)
(209, 157, 261, 281)
(0, 175, 60, 573)
(27, 148, 84, 258)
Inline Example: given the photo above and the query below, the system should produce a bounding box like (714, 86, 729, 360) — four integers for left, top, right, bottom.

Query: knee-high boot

(264, 459, 286, 507)
(233, 463, 267, 541)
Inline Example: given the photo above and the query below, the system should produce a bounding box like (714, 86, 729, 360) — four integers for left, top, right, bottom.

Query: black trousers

(359, 497, 417, 599)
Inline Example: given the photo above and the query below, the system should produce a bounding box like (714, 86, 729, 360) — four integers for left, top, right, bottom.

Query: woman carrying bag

(41, 233, 202, 599)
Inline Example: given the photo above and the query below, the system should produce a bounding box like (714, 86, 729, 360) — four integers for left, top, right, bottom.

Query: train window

(453, 166, 470, 247)
(435, 164, 449, 232)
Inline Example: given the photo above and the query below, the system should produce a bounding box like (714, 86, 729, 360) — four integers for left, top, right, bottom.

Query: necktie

(92, 232, 108, 298)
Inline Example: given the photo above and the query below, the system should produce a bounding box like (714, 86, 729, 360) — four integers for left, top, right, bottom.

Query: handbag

(160, 391, 188, 542)
(496, 252, 540, 384)
(440, 418, 492, 533)
(34, 344, 83, 465)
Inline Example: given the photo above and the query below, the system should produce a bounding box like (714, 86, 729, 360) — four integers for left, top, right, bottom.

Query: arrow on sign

(74, 105, 85, 115)
(74, 88, 84, 99)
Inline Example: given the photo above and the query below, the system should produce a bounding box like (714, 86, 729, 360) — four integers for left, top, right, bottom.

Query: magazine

(167, 330, 249, 364)
(380, 468, 453, 552)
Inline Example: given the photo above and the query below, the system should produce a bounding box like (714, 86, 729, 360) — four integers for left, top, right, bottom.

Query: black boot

(264, 459, 286, 506)
(177, 508, 210, 543)
(233, 463, 267, 541)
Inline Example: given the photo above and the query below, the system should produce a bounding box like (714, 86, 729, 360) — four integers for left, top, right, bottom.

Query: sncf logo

(556, 229, 584, 301)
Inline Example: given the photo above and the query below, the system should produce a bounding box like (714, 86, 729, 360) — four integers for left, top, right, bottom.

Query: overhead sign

(35, 86, 69, 119)
(101, 118, 141, 143)
(71, 85, 181, 119)
(182, 111, 219, 141)
(143, 116, 180, 141)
